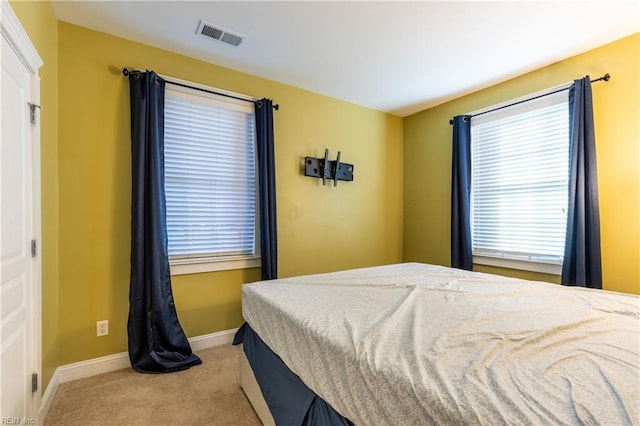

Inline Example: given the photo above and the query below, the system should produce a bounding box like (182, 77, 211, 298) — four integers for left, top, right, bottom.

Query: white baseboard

(188, 328, 238, 352)
(39, 368, 60, 422)
(39, 328, 238, 422)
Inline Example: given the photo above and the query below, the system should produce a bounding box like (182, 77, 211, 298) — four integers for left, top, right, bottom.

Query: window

(164, 82, 260, 275)
(470, 90, 569, 274)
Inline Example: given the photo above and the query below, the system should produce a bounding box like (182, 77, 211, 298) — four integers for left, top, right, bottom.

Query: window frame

(468, 84, 572, 275)
(162, 77, 261, 275)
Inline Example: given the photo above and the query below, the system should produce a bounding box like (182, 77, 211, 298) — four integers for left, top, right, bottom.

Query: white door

(0, 33, 34, 419)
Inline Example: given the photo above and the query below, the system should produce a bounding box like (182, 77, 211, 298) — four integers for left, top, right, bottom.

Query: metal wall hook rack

(304, 149, 354, 186)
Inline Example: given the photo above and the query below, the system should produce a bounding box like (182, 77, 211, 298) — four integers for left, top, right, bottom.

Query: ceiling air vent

(196, 20, 245, 47)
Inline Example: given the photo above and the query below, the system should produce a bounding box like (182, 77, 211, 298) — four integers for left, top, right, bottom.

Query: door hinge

(28, 102, 41, 124)
(31, 239, 37, 257)
(32, 373, 38, 392)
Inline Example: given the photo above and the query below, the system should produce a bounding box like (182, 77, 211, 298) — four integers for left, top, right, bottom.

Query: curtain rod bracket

(122, 68, 143, 78)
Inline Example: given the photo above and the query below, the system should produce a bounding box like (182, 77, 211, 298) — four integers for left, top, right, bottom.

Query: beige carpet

(44, 344, 261, 425)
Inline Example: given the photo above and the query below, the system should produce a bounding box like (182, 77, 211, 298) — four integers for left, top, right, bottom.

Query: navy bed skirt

(233, 323, 353, 426)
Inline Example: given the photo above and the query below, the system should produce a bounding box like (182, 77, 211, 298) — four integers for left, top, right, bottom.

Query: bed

(233, 262, 640, 425)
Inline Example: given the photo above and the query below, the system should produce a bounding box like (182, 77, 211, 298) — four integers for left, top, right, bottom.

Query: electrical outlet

(96, 320, 109, 337)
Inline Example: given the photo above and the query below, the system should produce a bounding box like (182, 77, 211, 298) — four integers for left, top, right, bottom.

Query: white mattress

(241, 262, 640, 425)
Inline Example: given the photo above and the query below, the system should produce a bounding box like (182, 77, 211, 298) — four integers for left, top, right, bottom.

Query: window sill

(473, 255, 561, 275)
(170, 257, 261, 275)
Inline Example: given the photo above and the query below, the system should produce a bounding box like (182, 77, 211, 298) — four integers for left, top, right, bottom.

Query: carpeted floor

(44, 344, 261, 425)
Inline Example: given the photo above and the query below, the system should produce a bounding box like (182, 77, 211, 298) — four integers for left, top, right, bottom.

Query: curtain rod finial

(603, 73, 610, 81)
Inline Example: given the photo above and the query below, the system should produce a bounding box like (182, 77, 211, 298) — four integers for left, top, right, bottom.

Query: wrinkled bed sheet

(242, 263, 640, 425)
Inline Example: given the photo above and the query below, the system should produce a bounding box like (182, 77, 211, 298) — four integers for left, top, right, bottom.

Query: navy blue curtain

(561, 76, 602, 288)
(256, 99, 278, 280)
(451, 115, 473, 270)
(127, 71, 202, 372)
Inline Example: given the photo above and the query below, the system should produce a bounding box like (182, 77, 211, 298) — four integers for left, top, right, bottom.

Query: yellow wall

(56, 22, 403, 365)
(404, 34, 640, 295)
(9, 0, 60, 391)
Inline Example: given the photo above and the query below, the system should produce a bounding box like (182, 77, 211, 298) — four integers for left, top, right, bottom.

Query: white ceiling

(50, 1, 639, 117)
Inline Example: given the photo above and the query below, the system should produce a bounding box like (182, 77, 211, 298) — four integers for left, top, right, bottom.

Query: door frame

(1, 0, 43, 421)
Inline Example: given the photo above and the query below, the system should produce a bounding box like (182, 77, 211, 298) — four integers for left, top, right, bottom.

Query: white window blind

(164, 84, 258, 266)
(470, 90, 569, 266)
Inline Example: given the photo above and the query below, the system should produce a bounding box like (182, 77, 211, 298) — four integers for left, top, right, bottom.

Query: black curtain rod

(449, 73, 609, 125)
(122, 68, 279, 110)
